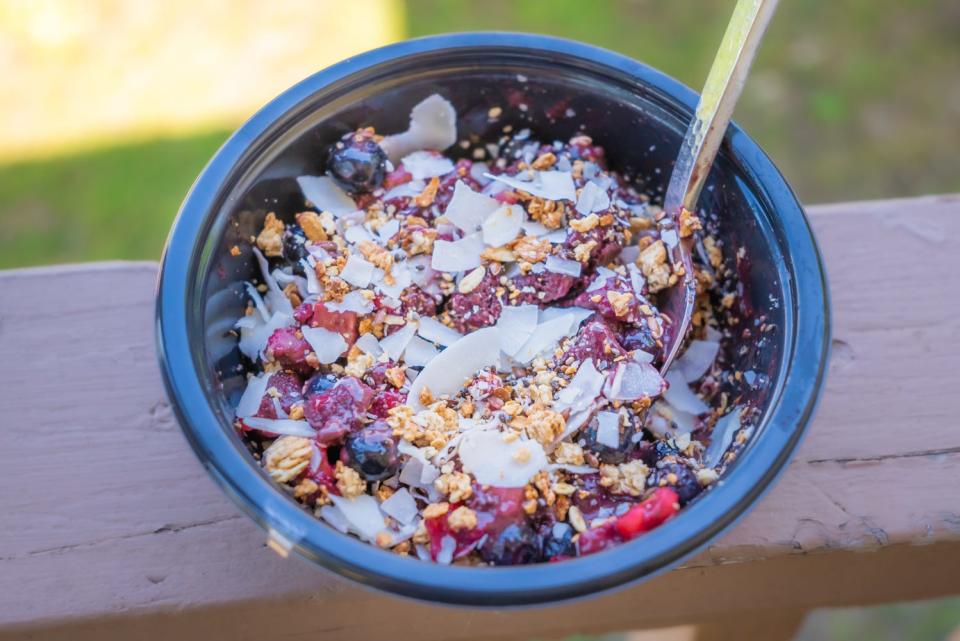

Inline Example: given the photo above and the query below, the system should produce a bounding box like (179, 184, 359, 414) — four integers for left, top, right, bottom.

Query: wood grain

(1, 195, 958, 639)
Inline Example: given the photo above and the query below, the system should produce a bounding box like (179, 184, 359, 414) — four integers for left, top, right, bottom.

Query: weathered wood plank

(1, 195, 958, 639)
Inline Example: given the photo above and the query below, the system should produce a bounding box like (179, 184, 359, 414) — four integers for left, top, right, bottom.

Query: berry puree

(230, 94, 755, 565)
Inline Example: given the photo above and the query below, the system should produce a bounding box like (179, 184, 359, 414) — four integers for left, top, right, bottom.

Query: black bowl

(156, 32, 830, 606)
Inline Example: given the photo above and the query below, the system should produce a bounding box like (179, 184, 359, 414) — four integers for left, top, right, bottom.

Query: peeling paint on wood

(0, 196, 958, 638)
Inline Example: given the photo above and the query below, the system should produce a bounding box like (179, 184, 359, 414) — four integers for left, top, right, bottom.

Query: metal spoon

(657, 0, 779, 375)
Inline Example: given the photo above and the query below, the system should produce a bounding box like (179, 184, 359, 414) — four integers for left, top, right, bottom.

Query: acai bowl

(156, 33, 829, 606)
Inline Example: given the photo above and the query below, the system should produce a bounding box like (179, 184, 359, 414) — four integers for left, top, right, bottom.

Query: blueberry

(303, 373, 337, 397)
(541, 522, 576, 559)
(283, 224, 310, 269)
(327, 132, 387, 194)
(654, 462, 701, 505)
(479, 521, 541, 565)
(343, 421, 399, 481)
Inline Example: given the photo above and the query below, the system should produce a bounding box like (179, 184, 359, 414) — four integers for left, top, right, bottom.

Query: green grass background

(1, 0, 957, 270)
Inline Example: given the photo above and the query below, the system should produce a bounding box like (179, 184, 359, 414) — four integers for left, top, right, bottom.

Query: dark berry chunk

(265, 327, 313, 375)
(303, 376, 374, 444)
(343, 421, 399, 480)
(509, 271, 576, 306)
(652, 462, 701, 505)
(327, 130, 387, 194)
(562, 318, 628, 369)
(255, 371, 303, 418)
(303, 372, 337, 397)
(282, 223, 310, 269)
(478, 521, 541, 565)
(399, 285, 441, 318)
(444, 271, 503, 333)
(541, 522, 576, 560)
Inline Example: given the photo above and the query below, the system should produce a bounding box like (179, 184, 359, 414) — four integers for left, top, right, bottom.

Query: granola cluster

(230, 95, 753, 566)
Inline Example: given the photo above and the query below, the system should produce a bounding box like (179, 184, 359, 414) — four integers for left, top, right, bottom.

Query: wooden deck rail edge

(1, 194, 958, 640)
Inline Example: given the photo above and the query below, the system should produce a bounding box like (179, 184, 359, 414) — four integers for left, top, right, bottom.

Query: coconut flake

(512, 313, 576, 364)
(237, 311, 293, 361)
(444, 181, 501, 233)
(495, 304, 539, 357)
(587, 267, 618, 292)
(380, 322, 418, 361)
(544, 255, 582, 277)
(481, 204, 526, 246)
(326, 289, 374, 314)
(408, 326, 501, 411)
(555, 358, 605, 412)
(664, 370, 710, 415)
(343, 224, 374, 245)
(436, 535, 457, 564)
(380, 94, 457, 162)
(383, 179, 425, 201)
(539, 306, 593, 328)
(704, 410, 742, 467)
(253, 247, 294, 316)
(354, 332, 383, 357)
(647, 401, 697, 438)
(619, 245, 641, 264)
(546, 463, 600, 475)
(300, 326, 348, 364)
(595, 411, 620, 449)
(339, 254, 375, 288)
(380, 488, 418, 525)
(675, 340, 721, 383)
(401, 151, 455, 180)
(575, 180, 611, 214)
(458, 428, 547, 487)
(296, 175, 357, 216)
(235, 372, 272, 417)
(606, 361, 665, 400)
(484, 170, 576, 202)
(431, 233, 485, 272)
(404, 335, 440, 367)
(417, 316, 463, 346)
(318, 504, 351, 533)
(241, 417, 315, 437)
(378, 219, 401, 242)
(374, 261, 412, 299)
(300, 259, 322, 295)
(521, 220, 551, 237)
(329, 494, 388, 543)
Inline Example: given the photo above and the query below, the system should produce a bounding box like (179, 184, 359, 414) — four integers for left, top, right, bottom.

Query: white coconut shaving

(379, 322, 418, 361)
(401, 151, 455, 180)
(481, 204, 526, 246)
(241, 417, 315, 437)
(300, 326, 348, 364)
(343, 224, 374, 245)
(408, 326, 501, 411)
(484, 170, 577, 202)
(544, 255, 582, 277)
(495, 304, 539, 357)
(674, 339, 721, 383)
(704, 409, 742, 468)
(235, 371, 272, 418)
(328, 494, 389, 543)
(511, 313, 577, 364)
(555, 358, 605, 412)
(339, 254, 376, 288)
(458, 428, 547, 487)
(237, 311, 293, 361)
(575, 180, 611, 214)
(354, 332, 383, 357)
(383, 179, 426, 201)
(403, 335, 440, 367)
(379, 94, 457, 162)
(296, 175, 357, 216)
(606, 361, 665, 401)
(595, 411, 621, 449)
(431, 233, 485, 272)
(663, 370, 710, 415)
(417, 316, 463, 346)
(326, 290, 374, 314)
(444, 180, 502, 233)
(379, 488, 419, 525)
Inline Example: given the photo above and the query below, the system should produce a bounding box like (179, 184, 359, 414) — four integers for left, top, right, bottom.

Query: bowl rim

(156, 31, 830, 606)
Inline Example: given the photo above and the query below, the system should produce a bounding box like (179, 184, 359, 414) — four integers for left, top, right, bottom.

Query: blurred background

(0, 0, 957, 637)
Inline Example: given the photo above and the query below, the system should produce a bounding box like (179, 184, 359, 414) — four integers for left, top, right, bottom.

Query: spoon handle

(663, 0, 779, 215)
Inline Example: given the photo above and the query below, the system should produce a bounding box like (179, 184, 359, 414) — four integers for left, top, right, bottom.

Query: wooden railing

(2, 194, 958, 641)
